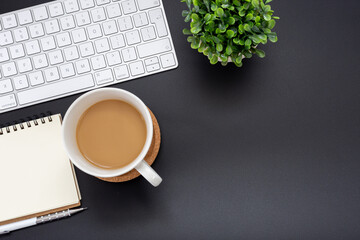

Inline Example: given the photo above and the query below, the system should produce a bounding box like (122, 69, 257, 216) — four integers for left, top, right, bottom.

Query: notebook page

(0, 115, 80, 223)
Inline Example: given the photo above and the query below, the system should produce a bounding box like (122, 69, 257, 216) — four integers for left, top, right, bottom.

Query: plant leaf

(228, 17, 235, 25)
(255, 49, 265, 58)
(244, 24, 252, 32)
(182, 28, 192, 35)
(204, 13, 212, 22)
(185, 0, 191, 9)
(182, 10, 189, 17)
(268, 33, 278, 42)
(268, 19, 276, 29)
(216, 8, 224, 17)
(263, 14, 271, 21)
(245, 39, 252, 49)
(226, 30, 235, 38)
(210, 55, 218, 64)
(226, 45, 233, 55)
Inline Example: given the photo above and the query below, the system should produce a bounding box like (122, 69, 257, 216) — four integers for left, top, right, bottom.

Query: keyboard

(0, 0, 178, 113)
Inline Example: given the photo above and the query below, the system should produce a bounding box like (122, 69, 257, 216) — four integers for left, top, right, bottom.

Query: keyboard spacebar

(18, 74, 95, 105)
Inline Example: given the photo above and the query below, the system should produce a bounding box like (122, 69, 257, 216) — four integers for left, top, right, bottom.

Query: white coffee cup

(62, 88, 162, 187)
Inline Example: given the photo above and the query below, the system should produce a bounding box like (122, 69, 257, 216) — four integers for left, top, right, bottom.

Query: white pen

(0, 208, 87, 235)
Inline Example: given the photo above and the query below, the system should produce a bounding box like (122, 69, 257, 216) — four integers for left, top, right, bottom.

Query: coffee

(76, 99, 147, 169)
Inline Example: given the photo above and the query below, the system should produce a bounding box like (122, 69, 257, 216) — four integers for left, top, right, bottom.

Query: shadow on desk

(191, 57, 263, 110)
(81, 172, 168, 228)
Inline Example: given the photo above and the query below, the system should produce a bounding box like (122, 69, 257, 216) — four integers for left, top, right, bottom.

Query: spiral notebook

(0, 114, 81, 225)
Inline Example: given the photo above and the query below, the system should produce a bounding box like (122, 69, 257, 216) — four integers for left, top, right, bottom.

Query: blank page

(0, 115, 80, 224)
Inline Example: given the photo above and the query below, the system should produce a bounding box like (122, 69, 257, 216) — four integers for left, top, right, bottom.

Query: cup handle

(135, 160, 162, 187)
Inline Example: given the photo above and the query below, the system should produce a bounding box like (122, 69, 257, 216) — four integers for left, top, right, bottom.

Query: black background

(1, 0, 360, 239)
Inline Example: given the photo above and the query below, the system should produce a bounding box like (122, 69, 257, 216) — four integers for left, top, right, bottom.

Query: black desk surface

(1, 0, 360, 239)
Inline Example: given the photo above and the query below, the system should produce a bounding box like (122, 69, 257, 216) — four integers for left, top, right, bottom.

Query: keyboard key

(9, 44, 25, 59)
(121, 0, 137, 15)
(95, 69, 113, 85)
(137, 38, 171, 58)
(103, 20, 118, 36)
(75, 59, 91, 74)
(96, 0, 110, 6)
(29, 71, 45, 86)
(106, 51, 122, 66)
(106, 4, 122, 19)
(114, 65, 129, 80)
(91, 7, 106, 23)
(0, 79, 13, 94)
(17, 74, 95, 105)
(125, 30, 141, 45)
(33, 54, 49, 69)
(160, 53, 176, 68)
(60, 63, 76, 78)
(144, 56, 159, 66)
(13, 75, 29, 90)
(0, 48, 10, 63)
(64, 46, 80, 61)
(149, 8, 168, 37)
(80, 0, 95, 10)
(110, 34, 125, 49)
(41, 36, 56, 51)
(75, 12, 91, 26)
(64, 0, 80, 13)
(49, 2, 64, 17)
(121, 47, 137, 62)
(146, 63, 160, 72)
(91, 55, 107, 70)
(129, 61, 145, 76)
(18, 10, 33, 25)
(60, 16, 76, 30)
(136, 0, 160, 10)
(17, 58, 33, 73)
(2, 62, 17, 77)
(87, 24, 103, 39)
(14, 27, 30, 42)
(0, 94, 17, 110)
(56, 32, 72, 47)
(29, 23, 45, 38)
(0, 31, 14, 46)
(33, 6, 49, 21)
(118, 16, 133, 31)
(2, 14, 17, 29)
(44, 67, 60, 82)
(95, 38, 110, 53)
(79, 42, 95, 57)
(25, 40, 41, 55)
(48, 50, 64, 65)
(45, 20, 60, 34)
(133, 12, 148, 27)
(72, 29, 87, 43)
(141, 26, 156, 41)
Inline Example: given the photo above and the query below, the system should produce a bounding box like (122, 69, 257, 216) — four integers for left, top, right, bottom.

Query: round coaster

(97, 109, 161, 182)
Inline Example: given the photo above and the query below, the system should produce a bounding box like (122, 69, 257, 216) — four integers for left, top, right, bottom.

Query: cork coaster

(97, 109, 161, 182)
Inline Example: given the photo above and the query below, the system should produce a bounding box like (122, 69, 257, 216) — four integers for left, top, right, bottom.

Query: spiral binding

(0, 112, 53, 135)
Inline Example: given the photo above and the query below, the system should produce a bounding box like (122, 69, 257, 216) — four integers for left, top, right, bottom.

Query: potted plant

(182, 0, 279, 67)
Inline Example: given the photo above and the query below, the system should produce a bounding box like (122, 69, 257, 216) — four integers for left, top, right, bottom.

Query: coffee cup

(62, 88, 162, 187)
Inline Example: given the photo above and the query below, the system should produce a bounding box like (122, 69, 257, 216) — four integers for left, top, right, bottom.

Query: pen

(0, 207, 87, 235)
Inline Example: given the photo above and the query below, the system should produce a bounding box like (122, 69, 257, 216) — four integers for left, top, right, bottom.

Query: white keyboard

(0, 0, 178, 113)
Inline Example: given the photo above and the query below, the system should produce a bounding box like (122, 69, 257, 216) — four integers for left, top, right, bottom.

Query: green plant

(182, 0, 279, 67)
